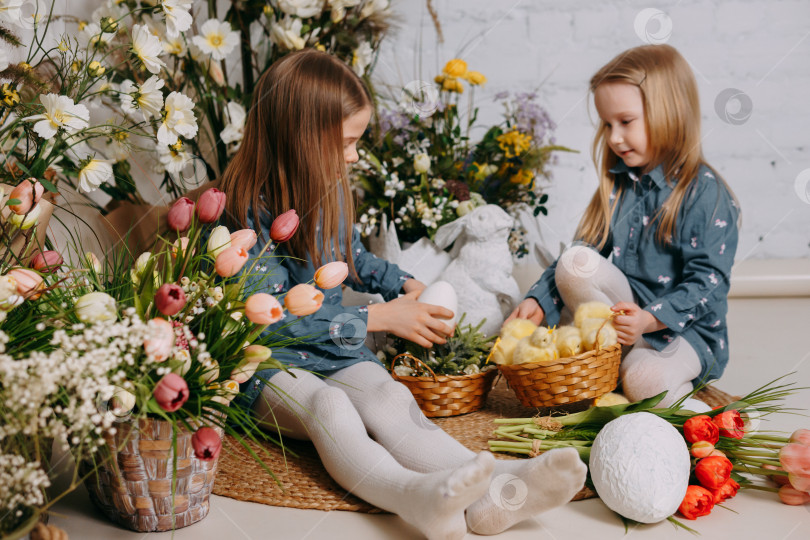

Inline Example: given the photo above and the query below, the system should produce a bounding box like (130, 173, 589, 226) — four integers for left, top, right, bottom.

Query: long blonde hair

(219, 49, 371, 274)
(577, 44, 737, 248)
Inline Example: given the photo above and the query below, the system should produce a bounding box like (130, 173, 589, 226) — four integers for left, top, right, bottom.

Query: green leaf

(39, 176, 58, 193)
(5, 198, 21, 207)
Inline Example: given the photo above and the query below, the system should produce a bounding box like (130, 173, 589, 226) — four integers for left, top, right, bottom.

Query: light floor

(49, 297, 810, 540)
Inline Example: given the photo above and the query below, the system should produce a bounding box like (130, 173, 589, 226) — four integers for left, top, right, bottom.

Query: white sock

(257, 370, 494, 540)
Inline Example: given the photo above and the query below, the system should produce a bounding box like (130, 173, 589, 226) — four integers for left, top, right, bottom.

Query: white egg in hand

(417, 280, 458, 326)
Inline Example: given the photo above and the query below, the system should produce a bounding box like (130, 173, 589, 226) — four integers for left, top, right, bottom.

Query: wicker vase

(80, 417, 223, 532)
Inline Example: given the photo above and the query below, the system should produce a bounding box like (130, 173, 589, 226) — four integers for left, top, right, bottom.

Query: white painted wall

(26, 0, 810, 260)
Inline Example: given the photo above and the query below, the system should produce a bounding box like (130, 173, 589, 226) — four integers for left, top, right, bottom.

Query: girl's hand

(505, 298, 545, 326)
(367, 290, 455, 348)
(401, 278, 427, 298)
(611, 302, 666, 345)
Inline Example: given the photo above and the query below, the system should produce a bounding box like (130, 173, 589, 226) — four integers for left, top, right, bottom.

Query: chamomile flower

(192, 19, 239, 61)
(220, 101, 246, 147)
(157, 91, 198, 145)
(161, 0, 193, 38)
(131, 24, 166, 75)
(23, 93, 90, 139)
(78, 158, 113, 192)
(119, 75, 165, 120)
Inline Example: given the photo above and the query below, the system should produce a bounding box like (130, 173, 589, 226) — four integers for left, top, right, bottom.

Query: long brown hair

(219, 49, 371, 274)
(577, 44, 738, 248)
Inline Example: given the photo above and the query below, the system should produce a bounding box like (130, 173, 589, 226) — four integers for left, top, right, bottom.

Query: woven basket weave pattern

(498, 343, 622, 407)
(80, 417, 223, 532)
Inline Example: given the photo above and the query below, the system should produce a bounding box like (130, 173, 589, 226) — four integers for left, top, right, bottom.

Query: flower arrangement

(354, 58, 571, 256)
(487, 377, 810, 529)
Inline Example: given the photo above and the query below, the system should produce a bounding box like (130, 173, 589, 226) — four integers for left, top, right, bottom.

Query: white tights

(554, 245, 702, 407)
(253, 363, 587, 538)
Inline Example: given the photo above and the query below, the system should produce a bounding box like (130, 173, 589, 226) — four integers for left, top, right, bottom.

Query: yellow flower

(443, 58, 467, 78)
(87, 61, 106, 77)
(497, 130, 532, 158)
(315, 43, 326, 52)
(510, 169, 535, 185)
(463, 70, 487, 86)
(441, 76, 464, 93)
(1, 84, 20, 108)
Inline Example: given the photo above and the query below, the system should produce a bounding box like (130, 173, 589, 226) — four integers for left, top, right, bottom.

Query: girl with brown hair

(221, 49, 586, 539)
(509, 44, 740, 408)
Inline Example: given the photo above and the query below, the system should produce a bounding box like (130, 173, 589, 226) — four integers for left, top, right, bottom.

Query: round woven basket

(79, 417, 224, 532)
(390, 353, 498, 418)
(498, 342, 622, 407)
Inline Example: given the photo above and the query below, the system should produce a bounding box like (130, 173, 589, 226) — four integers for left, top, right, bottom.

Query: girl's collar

(609, 159, 668, 189)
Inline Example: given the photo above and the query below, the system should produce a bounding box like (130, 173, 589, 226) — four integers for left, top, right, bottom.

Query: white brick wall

(374, 0, 810, 261)
(47, 0, 810, 260)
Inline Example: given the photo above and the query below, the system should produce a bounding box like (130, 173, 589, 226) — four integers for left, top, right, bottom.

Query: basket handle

(390, 352, 438, 382)
(594, 310, 624, 351)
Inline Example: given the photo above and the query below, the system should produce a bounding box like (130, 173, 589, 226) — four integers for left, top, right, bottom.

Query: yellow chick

(574, 301, 614, 329)
(580, 317, 619, 351)
(514, 326, 559, 365)
(555, 325, 583, 358)
(593, 392, 630, 407)
(491, 318, 539, 365)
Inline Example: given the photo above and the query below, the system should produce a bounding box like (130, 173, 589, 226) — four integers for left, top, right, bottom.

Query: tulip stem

(735, 457, 783, 468)
(741, 484, 779, 493)
(732, 464, 788, 476)
(728, 449, 779, 458)
(747, 434, 789, 443)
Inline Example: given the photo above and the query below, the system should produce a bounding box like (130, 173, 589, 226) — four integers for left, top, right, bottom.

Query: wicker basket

(390, 353, 498, 418)
(498, 342, 622, 407)
(79, 417, 224, 532)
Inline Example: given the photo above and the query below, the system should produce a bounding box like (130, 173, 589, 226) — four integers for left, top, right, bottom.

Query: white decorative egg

(679, 398, 712, 413)
(418, 280, 458, 326)
(589, 412, 690, 523)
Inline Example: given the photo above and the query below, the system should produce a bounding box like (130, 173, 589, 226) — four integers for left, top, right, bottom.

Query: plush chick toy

(555, 325, 583, 358)
(580, 317, 618, 350)
(574, 301, 614, 328)
(490, 318, 537, 365)
(593, 392, 630, 407)
(514, 326, 559, 365)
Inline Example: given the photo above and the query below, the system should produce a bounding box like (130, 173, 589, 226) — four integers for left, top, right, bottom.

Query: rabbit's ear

(434, 215, 468, 249)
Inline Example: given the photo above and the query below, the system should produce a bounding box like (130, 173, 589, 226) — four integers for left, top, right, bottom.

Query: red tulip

(230, 229, 257, 251)
(214, 246, 249, 277)
(192, 426, 222, 461)
(790, 429, 810, 446)
(780, 443, 810, 476)
(778, 485, 810, 505)
(270, 209, 299, 242)
(314, 261, 349, 290)
(695, 455, 733, 490)
(30, 250, 63, 273)
(153, 373, 189, 412)
(155, 283, 186, 316)
(7, 268, 43, 300)
(789, 473, 810, 492)
(244, 293, 283, 325)
(168, 197, 195, 232)
(8, 179, 44, 215)
(284, 283, 323, 316)
(709, 478, 739, 504)
(712, 410, 745, 439)
(684, 415, 720, 445)
(690, 441, 715, 459)
(196, 188, 226, 223)
(678, 485, 714, 520)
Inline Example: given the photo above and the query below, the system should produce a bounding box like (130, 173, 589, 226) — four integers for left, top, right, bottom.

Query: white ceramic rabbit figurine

(434, 205, 522, 337)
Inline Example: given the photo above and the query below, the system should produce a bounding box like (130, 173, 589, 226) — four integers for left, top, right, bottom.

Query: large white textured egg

(418, 281, 457, 326)
(589, 412, 690, 523)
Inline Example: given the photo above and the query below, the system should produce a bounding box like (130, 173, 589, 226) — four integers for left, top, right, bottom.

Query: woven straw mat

(212, 377, 737, 513)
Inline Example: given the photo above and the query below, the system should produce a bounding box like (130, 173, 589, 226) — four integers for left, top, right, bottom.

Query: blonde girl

(220, 50, 586, 539)
(508, 44, 740, 407)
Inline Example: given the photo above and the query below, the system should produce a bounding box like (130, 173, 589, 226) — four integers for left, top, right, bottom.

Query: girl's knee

(312, 385, 353, 415)
(620, 359, 670, 403)
(555, 245, 603, 291)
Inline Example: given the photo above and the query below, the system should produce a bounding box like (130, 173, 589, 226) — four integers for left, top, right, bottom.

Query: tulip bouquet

(354, 59, 570, 256)
(487, 376, 810, 528)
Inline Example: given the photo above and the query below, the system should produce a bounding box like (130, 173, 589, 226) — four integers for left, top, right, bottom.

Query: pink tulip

(30, 250, 63, 273)
(155, 283, 186, 316)
(144, 317, 174, 361)
(168, 197, 195, 232)
(790, 429, 810, 446)
(171, 237, 191, 260)
(214, 246, 249, 277)
(244, 293, 284, 325)
(196, 188, 226, 223)
(780, 443, 810, 476)
(763, 464, 791, 487)
(270, 209, 299, 242)
(8, 179, 44, 215)
(788, 473, 810, 492)
(284, 283, 323, 317)
(314, 261, 349, 290)
(153, 373, 189, 412)
(230, 229, 257, 251)
(690, 441, 715, 459)
(192, 426, 222, 461)
(778, 485, 810, 505)
(7, 268, 43, 300)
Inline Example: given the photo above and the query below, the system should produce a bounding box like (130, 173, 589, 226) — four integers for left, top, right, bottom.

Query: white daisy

(23, 93, 90, 139)
(78, 159, 113, 192)
(270, 16, 305, 51)
(0, 0, 24, 27)
(163, 34, 187, 56)
(157, 91, 198, 145)
(192, 19, 239, 61)
(119, 76, 165, 120)
(277, 0, 323, 18)
(352, 41, 373, 76)
(329, 0, 360, 23)
(161, 0, 193, 38)
(360, 0, 389, 19)
(81, 22, 115, 49)
(157, 141, 191, 179)
(220, 101, 246, 147)
(131, 24, 166, 75)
